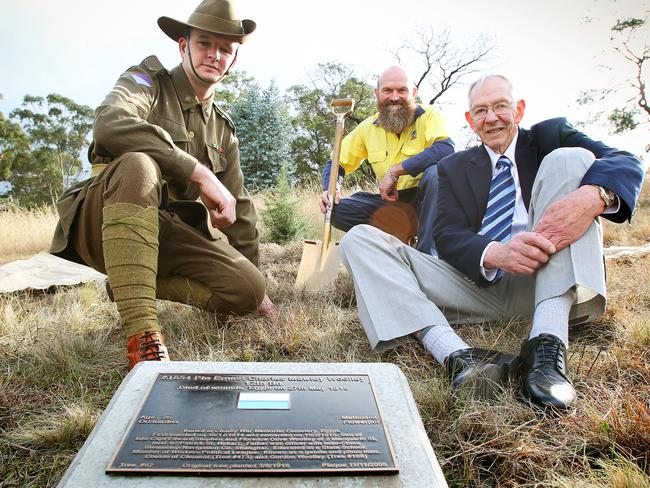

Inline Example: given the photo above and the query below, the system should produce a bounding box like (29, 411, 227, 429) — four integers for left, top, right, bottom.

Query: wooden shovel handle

(331, 98, 354, 107)
(331, 98, 355, 115)
(322, 98, 355, 257)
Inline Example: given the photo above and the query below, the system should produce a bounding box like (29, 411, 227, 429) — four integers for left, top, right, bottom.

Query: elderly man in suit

(339, 74, 645, 411)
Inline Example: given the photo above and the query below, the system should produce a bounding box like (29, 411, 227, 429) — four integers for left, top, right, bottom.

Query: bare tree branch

(577, 15, 649, 137)
(391, 26, 496, 105)
(615, 17, 650, 119)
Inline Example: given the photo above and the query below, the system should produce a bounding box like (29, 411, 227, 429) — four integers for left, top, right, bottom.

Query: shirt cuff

(480, 241, 499, 281)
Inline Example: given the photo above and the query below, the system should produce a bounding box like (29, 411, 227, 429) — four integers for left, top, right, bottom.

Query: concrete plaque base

(58, 362, 447, 487)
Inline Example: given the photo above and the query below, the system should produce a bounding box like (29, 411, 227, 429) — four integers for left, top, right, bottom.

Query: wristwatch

(592, 185, 616, 208)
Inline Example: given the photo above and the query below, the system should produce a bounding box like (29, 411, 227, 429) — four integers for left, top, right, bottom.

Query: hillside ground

(1, 179, 649, 487)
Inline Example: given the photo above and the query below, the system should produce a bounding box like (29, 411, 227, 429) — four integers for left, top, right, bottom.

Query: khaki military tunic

(51, 56, 264, 312)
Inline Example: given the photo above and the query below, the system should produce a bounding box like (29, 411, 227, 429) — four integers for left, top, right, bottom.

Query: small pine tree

(261, 168, 309, 245)
(232, 80, 294, 189)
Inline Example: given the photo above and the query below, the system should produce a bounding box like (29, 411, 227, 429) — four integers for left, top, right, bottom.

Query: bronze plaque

(106, 373, 398, 475)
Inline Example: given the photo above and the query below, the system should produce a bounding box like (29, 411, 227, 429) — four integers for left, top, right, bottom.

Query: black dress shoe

(519, 334, 576, 411)
(444, 348, 520, 399)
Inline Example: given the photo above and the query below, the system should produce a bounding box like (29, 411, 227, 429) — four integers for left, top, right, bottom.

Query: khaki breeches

(72, 152, 265, 313)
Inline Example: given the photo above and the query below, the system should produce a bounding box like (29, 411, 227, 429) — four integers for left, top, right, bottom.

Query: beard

(377, 99, 416, 134)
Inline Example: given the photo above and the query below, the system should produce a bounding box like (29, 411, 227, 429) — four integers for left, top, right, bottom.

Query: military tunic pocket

(155, 118, 189, 152)
(206, 143, 227, 174)
(171, 133, 190, 153)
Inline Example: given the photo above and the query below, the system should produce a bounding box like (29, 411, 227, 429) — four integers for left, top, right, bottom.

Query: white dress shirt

(479, 132, 527, 280)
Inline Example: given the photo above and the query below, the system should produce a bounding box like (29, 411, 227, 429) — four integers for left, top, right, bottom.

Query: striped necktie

(479, 155, 516, 243)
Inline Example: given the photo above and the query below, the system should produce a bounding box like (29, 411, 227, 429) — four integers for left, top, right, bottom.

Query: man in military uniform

(51, 0, 274, 369)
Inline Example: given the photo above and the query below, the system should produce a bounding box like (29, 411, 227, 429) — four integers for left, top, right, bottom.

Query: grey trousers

(340, 148, 606, 352)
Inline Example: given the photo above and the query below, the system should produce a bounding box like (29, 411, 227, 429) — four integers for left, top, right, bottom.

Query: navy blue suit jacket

(433, 117, 645, 287)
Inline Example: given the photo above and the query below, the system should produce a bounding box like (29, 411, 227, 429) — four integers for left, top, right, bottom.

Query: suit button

(188, 131, 195, 139)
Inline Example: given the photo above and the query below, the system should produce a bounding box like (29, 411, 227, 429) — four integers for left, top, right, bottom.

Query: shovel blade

(295, 240, 342, 292)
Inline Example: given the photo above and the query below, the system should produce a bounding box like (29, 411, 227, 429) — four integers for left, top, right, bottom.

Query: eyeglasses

(469, 102, 516, 120)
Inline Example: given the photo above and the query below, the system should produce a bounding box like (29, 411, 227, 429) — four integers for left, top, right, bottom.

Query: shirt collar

(170, 65, 214, 120)
(171, 65, 199, 109)
(483, 128, 519, 171)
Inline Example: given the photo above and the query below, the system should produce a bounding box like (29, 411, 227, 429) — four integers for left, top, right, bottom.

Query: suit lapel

(465, 146, 493, 226)
(514, 128, 538, 209)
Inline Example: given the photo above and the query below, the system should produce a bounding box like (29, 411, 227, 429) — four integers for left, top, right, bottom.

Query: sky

(1, 0, 648, 158)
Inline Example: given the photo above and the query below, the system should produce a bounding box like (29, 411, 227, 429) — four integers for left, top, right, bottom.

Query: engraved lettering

(106, 373, 397, 475)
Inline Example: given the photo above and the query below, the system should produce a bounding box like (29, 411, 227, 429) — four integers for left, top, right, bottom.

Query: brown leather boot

(126, 331, 170, 370)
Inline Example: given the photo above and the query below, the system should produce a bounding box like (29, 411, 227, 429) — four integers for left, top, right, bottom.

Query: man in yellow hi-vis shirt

(319, 66, 453, 252)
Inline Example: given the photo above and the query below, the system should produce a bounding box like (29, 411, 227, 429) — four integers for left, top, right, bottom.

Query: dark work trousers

(413, 164, 439, 256)
(331, 166, 440, 254)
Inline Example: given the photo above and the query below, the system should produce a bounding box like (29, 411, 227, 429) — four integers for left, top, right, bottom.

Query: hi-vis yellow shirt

(338, 105, 449, 191)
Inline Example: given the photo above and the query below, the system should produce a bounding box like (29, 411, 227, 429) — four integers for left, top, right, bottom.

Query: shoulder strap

(141, 55, 167, 76)
(213, 103, 236, 134)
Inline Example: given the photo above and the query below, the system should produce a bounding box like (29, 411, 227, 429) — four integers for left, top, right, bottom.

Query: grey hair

(467, 74, 515, 105)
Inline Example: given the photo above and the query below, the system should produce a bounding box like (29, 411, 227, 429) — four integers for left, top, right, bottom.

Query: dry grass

(0, 179, 649, 487)
(602, 177, 650, 247)
(0, 205, 58, 265)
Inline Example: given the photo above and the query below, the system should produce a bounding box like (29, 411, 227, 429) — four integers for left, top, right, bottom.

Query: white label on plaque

(237, 392, 291, 410)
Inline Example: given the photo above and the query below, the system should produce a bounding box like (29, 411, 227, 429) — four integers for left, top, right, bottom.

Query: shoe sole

(516, 388, 577, 416)
(516, 375, 577, 414)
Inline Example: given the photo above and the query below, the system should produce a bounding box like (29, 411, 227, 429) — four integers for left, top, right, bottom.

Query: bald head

(375, 66, 416, 110)
(377, 66, 411, 90)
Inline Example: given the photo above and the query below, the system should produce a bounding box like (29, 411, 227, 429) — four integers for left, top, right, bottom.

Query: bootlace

(138, 332, 167, 361)
(536, 335, 564, 370)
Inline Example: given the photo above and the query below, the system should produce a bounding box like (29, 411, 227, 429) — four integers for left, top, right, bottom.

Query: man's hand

(533, 185, 604, 252)
(379, 164, 405, 202)
(483, 232, 556, 275)
(190, 164, 236, 228)
(258, 294, 277, 317)
(319, 190, 341, 213)
(379, 172, 399, 202)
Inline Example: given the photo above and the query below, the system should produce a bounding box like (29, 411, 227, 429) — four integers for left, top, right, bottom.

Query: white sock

(420, 325, 470, 365)
(529, 289, 576, 347)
